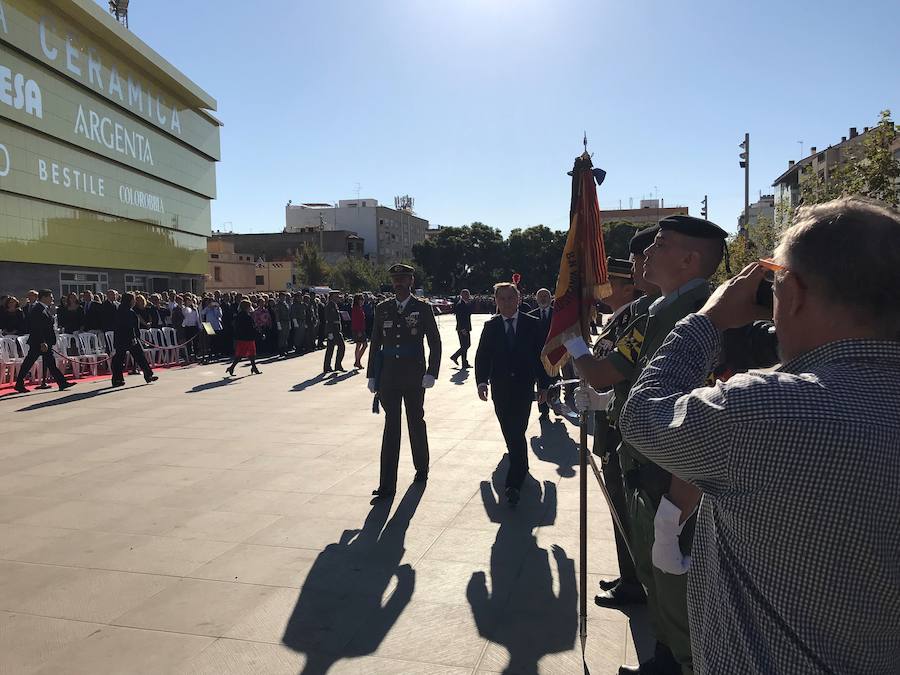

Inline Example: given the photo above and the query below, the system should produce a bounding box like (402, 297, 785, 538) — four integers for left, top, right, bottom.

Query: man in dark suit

(111, 292, 157, 387)
(529, 287, 555, 421)
(100, 290, 119, 333)
(323, 290, 346, 372)
(475, 282, 551, 505)
(14, 289, 73, 393)
(367, 264, 442, 501)
(450, 288, 473, 369)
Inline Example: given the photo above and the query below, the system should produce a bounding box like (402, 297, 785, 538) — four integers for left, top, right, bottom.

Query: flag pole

(579, 404, 588, 651)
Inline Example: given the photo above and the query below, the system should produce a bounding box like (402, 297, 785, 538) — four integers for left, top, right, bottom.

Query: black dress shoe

(413, 471, 428, 483)
(450, 354, 459, 365)
(323, 367, 333, 373)
(111, 380, 125, 387)
(505, 486, 520, 506)
(598, 577, 620, 591)
(144, 375, 158, 383)
(335, 366, 347, 372)
(461, 362, 471, 369)
(595, 581, 647, 608)
(58, 382, 76, 391)
(371, 487, 396, 499)
(13, 383, 28, 393)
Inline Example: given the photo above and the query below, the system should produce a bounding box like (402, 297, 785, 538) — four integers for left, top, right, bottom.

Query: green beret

(388, 263, 415, 277)
(629, 225, 658, 255)
(607, 257, 633, 279)
(658, 215, 727, 240)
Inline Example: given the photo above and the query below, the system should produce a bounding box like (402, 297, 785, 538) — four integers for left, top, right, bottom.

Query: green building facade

(0, 0, 219, 297)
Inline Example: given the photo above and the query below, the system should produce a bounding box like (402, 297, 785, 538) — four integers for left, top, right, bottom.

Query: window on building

(59, 270, 108, 297)
(214, 266, 222, 282)
(210, 254, 220, 259)
(124, 275, 147, 292)
(255, 275, 265, 286)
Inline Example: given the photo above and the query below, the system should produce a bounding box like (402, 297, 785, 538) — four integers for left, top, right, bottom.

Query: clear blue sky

(106, 0, 900, 235)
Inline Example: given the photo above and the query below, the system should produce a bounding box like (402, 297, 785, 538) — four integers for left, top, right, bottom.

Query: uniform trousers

(111, 343, 153, 383)
(626, 475, 694, 673)
(16, 348, 67, 387)
(492, 395, 532, 489)
(324, 334, 345, 369)
(450, 329, 471, 364)
(378, 386, 429, 490)
(293, 324, 305, 351)
(603, 449, 640, 586)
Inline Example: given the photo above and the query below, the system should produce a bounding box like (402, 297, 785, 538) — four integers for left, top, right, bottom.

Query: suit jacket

(100, 300, 118, 332)
(454, 299, 473, 331)
(25, 302, 57, 347)
(529, 305, 553, 339)
(83, 301, 102, 330)
(367, 296, 441, 390)
(113, 305, 141, 348)
(475, 312, 551, 402)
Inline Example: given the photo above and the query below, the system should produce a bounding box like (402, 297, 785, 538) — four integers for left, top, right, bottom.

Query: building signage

(0, 0, 220, 160)
(0, 117, 210, 236)
(0, 44, 215, 198)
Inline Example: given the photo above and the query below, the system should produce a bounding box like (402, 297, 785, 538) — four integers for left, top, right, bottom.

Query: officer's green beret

(388, 263, 415, 277)
(629, 225, 658, 255)
(607, 257, 633, 279)
(658, 215, 727, 240)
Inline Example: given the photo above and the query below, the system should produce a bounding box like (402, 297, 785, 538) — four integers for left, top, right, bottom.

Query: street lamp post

(739, 133, 750, 236)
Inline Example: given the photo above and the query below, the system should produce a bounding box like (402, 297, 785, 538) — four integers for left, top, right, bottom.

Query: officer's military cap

(658, 215, 727, 240)
(607, 257, 633, 279)
(388, 263, 415, 277)
(629, 225, 658, 255)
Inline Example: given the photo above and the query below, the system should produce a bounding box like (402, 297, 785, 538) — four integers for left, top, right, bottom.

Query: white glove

(422, 374, 436, 389)
(367, 378, 377, 394)
(652, 495, 692, 575)
(327, 333, 333, 340)
(564, 336, 591, 359)
(573, 386, 612, 412)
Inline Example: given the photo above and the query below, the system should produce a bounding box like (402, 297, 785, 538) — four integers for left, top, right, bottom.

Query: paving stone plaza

(1, 315, 652, 674)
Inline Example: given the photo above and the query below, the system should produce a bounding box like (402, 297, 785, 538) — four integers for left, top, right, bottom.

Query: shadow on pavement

(291, 373, 329, 392)
(283, 484, 424, 674)
(323, 370, 359, 385)
(467, 459, 577, 675)
(15, 384, 135, 411)
(186, 376, 246, 393)
(530, 419, 579, 478)
(450, 369, 471, 385)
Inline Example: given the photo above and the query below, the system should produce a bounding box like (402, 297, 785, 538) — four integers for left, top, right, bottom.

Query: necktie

(505, 317, 516, 349)
(542, 308, 548, 322)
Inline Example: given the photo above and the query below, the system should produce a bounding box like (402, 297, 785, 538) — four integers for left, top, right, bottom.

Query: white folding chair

(149, 328, 174, 365)
(56, 334, 81, 378)
(139, 329, 161, 366)
(16, 336, 42, 383)
(76, 332, 109, 375)
(0, 336, 23, 385)
(162, 327, 188, 365)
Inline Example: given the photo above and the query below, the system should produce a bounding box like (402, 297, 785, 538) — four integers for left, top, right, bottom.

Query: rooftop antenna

(798, 140, 804, 158)
(108, 0, 129, 28)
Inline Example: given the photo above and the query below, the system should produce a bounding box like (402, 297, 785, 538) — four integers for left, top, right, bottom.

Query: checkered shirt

(619, 313, 900, 674)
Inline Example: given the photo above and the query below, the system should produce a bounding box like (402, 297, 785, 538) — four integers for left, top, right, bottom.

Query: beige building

(252, 261, 295, 294)
(601, 200, 689, 226)
(206, 240, 256, 293)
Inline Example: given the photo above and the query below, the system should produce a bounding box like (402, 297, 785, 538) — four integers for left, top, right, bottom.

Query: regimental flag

(541, 152, 610, 375)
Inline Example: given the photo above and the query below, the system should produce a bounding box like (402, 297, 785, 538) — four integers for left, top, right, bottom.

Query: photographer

(619, 197, 900, 674)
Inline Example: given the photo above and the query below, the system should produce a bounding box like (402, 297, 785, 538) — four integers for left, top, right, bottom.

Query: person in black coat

(450, 289, 474, 369)
(226, 299, 261, 376)
(1, 296, 27, 335)
(81, 291, 102, 331)
(475, 282, 551, 505)
(100, 291, 119, 332)
(111, 292, 157, 387)
(13, 290, 72, 393)
(57, 293, 85, 334)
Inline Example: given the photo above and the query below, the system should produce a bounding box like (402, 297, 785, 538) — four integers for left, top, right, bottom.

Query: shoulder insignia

(615, 324, 645, 364)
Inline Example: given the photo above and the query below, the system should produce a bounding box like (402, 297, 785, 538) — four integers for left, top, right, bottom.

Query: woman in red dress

(227, 300, 261, 376)
(351, 293, 368, 369)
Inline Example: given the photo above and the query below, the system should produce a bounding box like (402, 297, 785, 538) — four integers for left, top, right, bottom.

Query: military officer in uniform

(367, 264, 442, 501)
(323, 290, 346, 372)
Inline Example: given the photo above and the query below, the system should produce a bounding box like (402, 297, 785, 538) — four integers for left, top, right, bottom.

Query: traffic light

(700, 195, 708, 219)
(739, 135, 749, 168)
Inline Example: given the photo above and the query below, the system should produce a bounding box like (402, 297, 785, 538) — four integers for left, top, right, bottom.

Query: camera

(755, 279, 774, 309)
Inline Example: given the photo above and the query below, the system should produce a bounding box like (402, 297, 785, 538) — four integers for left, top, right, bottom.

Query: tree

(712, 216, 776, 285)
(294, 244, 330, 286)
(329, 257, 389, 292)
(505, 225, 567, 292)
(602, 220, 638, 260)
